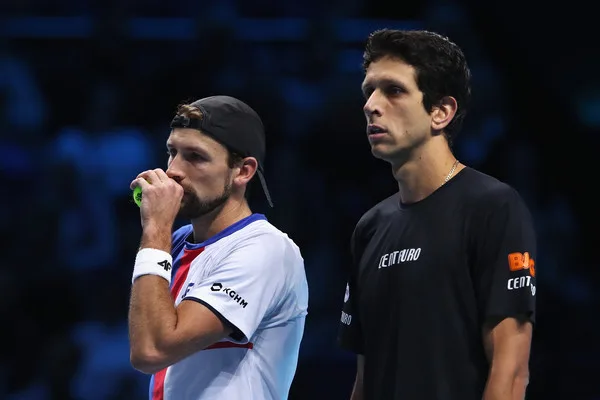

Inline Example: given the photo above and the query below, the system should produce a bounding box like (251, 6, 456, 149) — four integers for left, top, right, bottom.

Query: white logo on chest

(378, 248, 422, 269)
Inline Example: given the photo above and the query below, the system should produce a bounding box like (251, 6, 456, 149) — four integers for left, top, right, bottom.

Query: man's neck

(190, 199, 252, 244)
(391, 141, 463, 205)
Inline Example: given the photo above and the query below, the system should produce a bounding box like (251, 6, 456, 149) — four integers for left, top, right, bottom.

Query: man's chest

(355, 218, 472, 313)
(171, 246, 220, 305)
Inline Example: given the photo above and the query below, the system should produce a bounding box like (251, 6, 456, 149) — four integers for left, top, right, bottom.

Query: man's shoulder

(221, 220, 306, 290)
(459, 167, 522, 205)
(233, 218, 289, 242)
(227, 219, 302, 259)
(357, 192, 399, 228)
(457, 168, 531, 221)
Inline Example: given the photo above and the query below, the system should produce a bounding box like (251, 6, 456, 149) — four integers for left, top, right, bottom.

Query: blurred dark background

(0, 0, 597, 399)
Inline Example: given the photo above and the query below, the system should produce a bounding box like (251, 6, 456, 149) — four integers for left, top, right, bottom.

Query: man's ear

(233, 157, 258, 186)
(431, 96, 458, 131)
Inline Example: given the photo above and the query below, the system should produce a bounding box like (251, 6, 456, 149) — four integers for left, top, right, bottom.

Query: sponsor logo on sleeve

(211, 282, 248, 308)
(507, 252, 536, 296)
(340, 283, 353, 325)
(508, 252, 535, 277)
(344, 283, 350, 303)
(340, 311, 352, 326)
(183, 282, 194, 297)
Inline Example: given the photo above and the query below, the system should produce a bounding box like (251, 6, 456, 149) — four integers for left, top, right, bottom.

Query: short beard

(177, 181, 232, 220)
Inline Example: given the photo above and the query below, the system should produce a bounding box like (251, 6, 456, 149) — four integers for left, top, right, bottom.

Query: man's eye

(189, 153, 205, 162)
(386, 86, 403, 95)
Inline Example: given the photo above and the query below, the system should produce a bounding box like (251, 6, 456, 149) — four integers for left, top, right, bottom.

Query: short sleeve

(183, 234, 288, 343)
(472, 187, 537, 324)
(337, 227, 365, 354)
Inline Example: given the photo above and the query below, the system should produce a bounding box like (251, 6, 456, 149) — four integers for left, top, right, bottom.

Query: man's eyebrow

(166, 143, 209, 155)
(363, 78, 412, 97)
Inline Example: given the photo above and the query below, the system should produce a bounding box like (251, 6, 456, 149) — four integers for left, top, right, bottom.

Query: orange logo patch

(508, 252, 535, 277)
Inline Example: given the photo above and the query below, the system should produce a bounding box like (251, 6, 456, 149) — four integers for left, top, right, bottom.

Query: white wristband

(132, 248, 173, 284)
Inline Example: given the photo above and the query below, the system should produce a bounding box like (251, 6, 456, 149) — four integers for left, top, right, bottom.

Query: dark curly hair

(363, 29, 472, 146)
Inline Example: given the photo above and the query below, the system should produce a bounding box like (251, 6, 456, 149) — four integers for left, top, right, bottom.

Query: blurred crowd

(0, 1, 597, 399)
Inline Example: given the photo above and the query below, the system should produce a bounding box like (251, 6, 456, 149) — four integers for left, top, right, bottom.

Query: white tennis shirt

(149, 214, 308, 400)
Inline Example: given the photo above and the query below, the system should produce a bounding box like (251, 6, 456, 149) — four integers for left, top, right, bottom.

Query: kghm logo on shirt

(378, 248, 421, 269)
(211, 282, 249, 308)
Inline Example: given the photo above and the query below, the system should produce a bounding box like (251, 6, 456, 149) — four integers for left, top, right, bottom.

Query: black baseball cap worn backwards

(170, 95, 273, 207)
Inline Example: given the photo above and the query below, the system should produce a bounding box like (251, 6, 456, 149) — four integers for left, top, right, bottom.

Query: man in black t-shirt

(338, 29, 536, 400)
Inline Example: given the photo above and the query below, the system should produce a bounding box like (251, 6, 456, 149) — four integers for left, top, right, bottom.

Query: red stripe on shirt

(204, 341, 254, 351)
(152, 247, 205, 400)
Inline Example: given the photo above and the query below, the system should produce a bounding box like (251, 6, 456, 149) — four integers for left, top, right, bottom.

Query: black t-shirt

(338, 167, 537, 400)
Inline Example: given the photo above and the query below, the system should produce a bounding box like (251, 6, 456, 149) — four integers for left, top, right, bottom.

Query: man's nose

(166, 158, 184, 183)
(363, 91, 382, 119)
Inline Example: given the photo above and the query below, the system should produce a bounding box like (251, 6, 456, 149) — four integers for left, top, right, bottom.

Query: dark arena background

(0, 0, 597, 399)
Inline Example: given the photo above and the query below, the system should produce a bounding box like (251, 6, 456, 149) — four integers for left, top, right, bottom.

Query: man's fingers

(153, 168, 170, 182)
(134, 169, 167, 184)
(131, 177, 151, 191)
(144, 169, 163, 184)
(130, 169, 175, 191)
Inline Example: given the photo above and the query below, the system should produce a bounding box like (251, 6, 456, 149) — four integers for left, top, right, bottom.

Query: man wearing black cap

(127, 96, 308, 400)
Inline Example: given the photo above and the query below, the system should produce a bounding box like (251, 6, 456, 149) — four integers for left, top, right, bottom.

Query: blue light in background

(576, 89, 600, 129)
